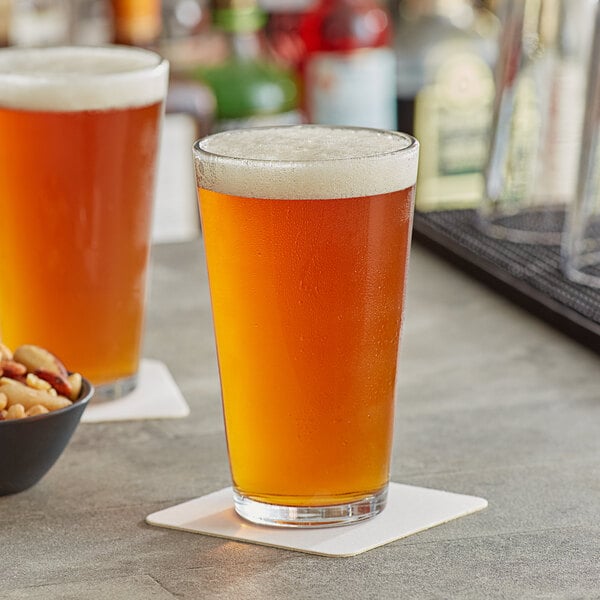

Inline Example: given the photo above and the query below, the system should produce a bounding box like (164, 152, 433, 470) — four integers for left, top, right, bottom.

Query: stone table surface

(2, 238, 599, 599)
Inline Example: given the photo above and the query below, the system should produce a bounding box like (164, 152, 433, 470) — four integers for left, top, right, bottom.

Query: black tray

(412, 209, 600, 354)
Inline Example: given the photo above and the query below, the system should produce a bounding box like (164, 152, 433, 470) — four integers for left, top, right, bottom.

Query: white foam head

(194, 126, 419, 200)
(0, 46, 169, 111)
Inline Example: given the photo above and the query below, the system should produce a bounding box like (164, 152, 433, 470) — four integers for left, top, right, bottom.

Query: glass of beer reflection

(0, 46, 168, 400)
(194, 125, 419, 527)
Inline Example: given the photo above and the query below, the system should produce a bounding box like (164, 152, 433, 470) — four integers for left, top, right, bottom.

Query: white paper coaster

(81, 359, 190, 423)
(146, 483, 488, 557)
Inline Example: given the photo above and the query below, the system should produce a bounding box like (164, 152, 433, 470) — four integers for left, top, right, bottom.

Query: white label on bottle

(305, 48, 397, 130)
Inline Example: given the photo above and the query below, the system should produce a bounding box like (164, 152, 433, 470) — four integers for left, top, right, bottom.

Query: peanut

(0, 344, 84, 421)
(67, 372, 83, 401)
(26, 404, 50, 417)
(0, 377, 72, 412)
(6, 403, 26, 420)
(0, 359, 27, 380)
(0, 342, 13, 361)
(26, 372, 53, 391)
(13, 345, 67, 377)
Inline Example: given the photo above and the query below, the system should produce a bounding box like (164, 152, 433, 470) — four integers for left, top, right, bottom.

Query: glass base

(92, 373, 137, 402)
(562, 263, 600, 288)
(233, 487, 388, 528)
(477, 207, 565, 245)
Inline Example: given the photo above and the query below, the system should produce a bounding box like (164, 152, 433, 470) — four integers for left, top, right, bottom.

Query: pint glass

(478, 0, 595, 244)
(194, 125, 419, 527)
(0, 46, 169, 399)
(562, 2, 600, 288)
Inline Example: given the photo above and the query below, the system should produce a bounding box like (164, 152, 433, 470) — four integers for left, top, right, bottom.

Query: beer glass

(0, 46, 169, 399)
(193, 125, 419, 527)
(478, 0, 595, 244)
(562, 2, 600, 288)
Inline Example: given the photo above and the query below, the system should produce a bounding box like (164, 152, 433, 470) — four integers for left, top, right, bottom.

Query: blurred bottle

(0, 0, 11, 46)
(395, 0, 499, 211)
(262, 0, 312, 73)
(9, 0, 71, 46)
(300, 0, 396, 129)
(110, 0, 162, 46)
(161, 0, 216, 140)
(480, 0, 500, 16)
(155, 0, 217, 241)
(70, 0, 112, 45)
(191, 0, 301, 132)
(159, 0, 220, 73)
(163, 0, 207, 38)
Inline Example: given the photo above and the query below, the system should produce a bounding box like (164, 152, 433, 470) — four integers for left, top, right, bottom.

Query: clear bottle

(300, 0, 397, 130)
(192, 0, 301, 132)
(395, 0, 499, 210)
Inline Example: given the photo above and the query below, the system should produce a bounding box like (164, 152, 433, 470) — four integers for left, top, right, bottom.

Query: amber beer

(0, 46, 168, 398)
(194, 126, 419, 526)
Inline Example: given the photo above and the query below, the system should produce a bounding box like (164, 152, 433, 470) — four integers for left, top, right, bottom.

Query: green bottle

(194, 0, 301, 131)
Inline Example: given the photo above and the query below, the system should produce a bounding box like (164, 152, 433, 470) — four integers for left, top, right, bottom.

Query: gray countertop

(2, 238, 599, 599)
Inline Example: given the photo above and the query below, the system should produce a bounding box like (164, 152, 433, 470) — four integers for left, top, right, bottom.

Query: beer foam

(195, 126, 419, 199)
(0, 46, 168, 111)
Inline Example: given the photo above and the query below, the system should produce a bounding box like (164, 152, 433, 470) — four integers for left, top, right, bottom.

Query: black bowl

(0, 377, 94, 496)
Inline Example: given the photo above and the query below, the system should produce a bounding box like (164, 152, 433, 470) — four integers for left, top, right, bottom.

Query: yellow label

(415, 52, 494, 211)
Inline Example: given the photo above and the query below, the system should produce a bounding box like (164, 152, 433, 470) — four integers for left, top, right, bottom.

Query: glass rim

(193, 125, 419, 200)
(0, 45, 168, 83)
(0, 45, 169, 112)
(193, 125, 418, 166)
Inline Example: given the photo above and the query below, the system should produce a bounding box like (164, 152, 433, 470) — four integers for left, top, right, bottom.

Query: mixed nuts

(0, 343, 83, 421)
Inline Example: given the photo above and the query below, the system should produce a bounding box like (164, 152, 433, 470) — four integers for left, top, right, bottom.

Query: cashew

(0, 377, 72, 411)
(26, 372, 53, 391)
(0, 344, 84, 420)
(6, 403, 26, 420)
(26, 404, 49, 417)
(13, 345, 67, 377)
(67, 372, 83, 401)
(0, 343, 13, 361)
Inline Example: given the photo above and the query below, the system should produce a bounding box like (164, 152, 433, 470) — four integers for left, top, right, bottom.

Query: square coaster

(81, 359, 190, 423)
(146, 483, 488, 557)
